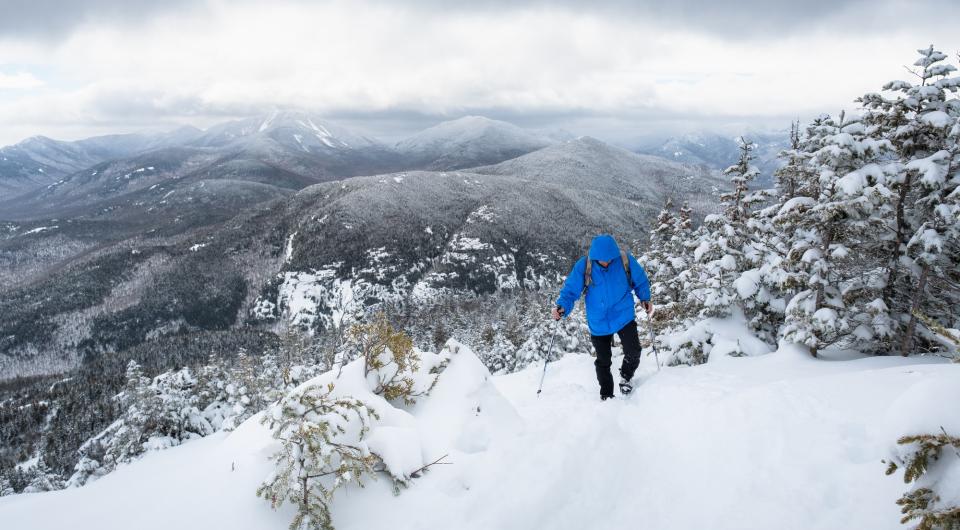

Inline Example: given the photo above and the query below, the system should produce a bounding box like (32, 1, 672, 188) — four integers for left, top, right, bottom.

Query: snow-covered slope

(183, 111, 403, 186)
(2, 337, 955, 530)
(474, 136, 726, 214)
(196, 110, 385, 152)
(250, 169, 654, 330)
(395, 116, 561, 170)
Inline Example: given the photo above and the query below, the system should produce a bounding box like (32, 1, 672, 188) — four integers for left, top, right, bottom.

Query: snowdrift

(0, 342, 957, 530)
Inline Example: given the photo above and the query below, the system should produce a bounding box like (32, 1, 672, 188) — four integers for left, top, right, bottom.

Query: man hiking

(552, 234, 653, 400)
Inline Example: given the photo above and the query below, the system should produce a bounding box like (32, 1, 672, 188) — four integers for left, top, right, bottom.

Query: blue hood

(588, 234, 620, 262)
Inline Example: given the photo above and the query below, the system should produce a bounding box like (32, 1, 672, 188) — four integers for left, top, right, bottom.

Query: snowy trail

(486, 351, 942, 530)
(0, 348, 954, 530)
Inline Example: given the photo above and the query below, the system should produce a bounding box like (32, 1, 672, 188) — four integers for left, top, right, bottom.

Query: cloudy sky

(0, 0, 957, 147)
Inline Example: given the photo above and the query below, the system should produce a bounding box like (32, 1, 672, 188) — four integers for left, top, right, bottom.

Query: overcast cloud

(0, 0, 957, 146)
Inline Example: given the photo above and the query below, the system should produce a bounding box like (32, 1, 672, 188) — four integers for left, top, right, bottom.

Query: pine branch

(941, 426, 960, 460)
(304, 470, 340, 480)
(409, 453, 451, 478)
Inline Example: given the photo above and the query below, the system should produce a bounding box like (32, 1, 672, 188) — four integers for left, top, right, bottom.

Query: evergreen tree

(0, 474, 13, 496)
(774, 120, 818, 203)
(69, 361, 213, 486)
(777, 111, 893, 356)
(642, 199, 682, 320)
(257, 385, 379, 530)
(686, 138, 766, 322)
(346, 313, 447, 404)
(513, 316, 580, 372)
(218, 350, 264, 430)
(859, 45, 960, 355)
(22, 458, 64, 493)
(660, 201, 697, 322)
(658, 138, 781, 363)
(258, 319, 451, 530)
(722, 137, 763, 224)
(676, 201, 693, 232)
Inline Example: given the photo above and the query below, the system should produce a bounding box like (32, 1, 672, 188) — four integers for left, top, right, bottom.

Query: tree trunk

(885, 173, 913, 311)
(900, 264, 929, 357)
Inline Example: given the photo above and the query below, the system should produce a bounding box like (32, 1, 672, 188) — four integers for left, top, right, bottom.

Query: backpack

(582, 247, 633, 295)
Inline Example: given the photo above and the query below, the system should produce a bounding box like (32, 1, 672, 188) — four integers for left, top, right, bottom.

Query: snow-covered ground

(1, 345, 955, 530)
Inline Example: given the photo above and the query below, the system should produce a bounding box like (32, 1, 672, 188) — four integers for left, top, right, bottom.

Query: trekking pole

(646, 315, 661, 372)
(537, 319, 561, 396)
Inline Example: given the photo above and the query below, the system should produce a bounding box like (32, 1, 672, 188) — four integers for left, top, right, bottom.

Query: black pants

(591, 320, 642, 398)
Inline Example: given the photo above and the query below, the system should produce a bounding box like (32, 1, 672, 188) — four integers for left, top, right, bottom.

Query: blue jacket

(556, 234, 651, 336)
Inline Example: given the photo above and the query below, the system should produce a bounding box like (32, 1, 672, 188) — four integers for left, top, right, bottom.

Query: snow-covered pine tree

(69, 360, 151, 486)
(638, 198, 711, 361)
(103, 359, 157, 461)
(685, 140, 755, 322)
(221, 350, 268, 429)
(257, 385, 379, 530)
(777, 111, 893, 356)
(884, 428, 960, 529)
(676, 201, 693, 232)
(697, 142, 767, 311)
(654, 198, 677, 240)
(901, 137, 959, 355)
(69, 361, 213, 486)
(479, 328, 520, 374)
(198, 348, 322, 432)
(774, 120, 821, 203)
(197, 354, 233, 431)
(655, 137, 780, 364)
(662, 201, 697, 317)
(259, 321, 451, 530)
(741, 201, 790, 343)
(859, 45, 960, 355)
(774, 121, 803, 201)
(512, 314, 590, 372)
(730, 123, 833, 349)
(345, 312, 448, 404)
(641, 199, 681, 320)
(21, 458, 64, 493)
(143, 367, 213, 451)
(766, 118, 825, 293)
(0, 475, 12, 496)
(7, 467, 28, 494)
(723, 137, 763, 224)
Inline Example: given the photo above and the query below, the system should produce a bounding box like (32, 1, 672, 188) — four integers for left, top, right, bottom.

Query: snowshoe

(619, 378, 633, 396)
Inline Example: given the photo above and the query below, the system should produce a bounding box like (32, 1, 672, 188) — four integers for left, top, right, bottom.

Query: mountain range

(635, 130, 790, 187)
(0, 111, 728, 379)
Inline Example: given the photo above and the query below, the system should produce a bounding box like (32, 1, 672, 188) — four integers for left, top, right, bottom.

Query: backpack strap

(582, 258, 592, 295)
(620, 249, 633, 289)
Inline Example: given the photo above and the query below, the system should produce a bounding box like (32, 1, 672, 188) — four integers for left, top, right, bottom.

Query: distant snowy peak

(0, 127, 209, 188)
(15, 135, 61, 150)
(636, 131, 790, 174)
(473, 135, 725, 214)
(395, 116, 564, 170)
(397, 116, 555, 152)
(0, 136, 107, 187)
(196, 111, 385, 151)
(477, 135, 700, 179)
